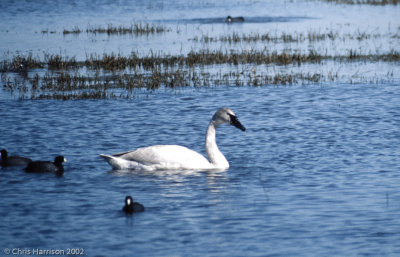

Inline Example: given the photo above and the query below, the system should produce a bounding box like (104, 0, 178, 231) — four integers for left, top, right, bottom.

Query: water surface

(1, 84, 400, 256)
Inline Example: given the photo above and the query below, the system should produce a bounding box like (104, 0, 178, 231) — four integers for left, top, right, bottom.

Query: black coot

(25, 156, 67, 176)
(123, 196, 145, 214)
(1, 149, 32, 167)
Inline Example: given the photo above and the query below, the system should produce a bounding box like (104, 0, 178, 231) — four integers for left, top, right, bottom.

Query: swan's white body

(100, 108, 245, 171)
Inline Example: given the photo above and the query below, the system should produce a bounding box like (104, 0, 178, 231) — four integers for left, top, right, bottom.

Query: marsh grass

(0, 54, 43, 72)
(191, 30, 391, 44)
(45, 54, 79, 69)
(9, 49, 394, 72)
(62, 23, 171, 35)
(3, 70, 322, 99)
(321, 0, 399, 5)
(41, 30, 57, 34)
(62, 26, 82, 35)
(192, 32, 327, 43)
(1, 44, 399, 99)
(82, 49, 326, 71)
(2, 56, 397, 100)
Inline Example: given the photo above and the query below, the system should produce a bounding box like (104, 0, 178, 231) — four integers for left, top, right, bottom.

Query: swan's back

(112, 145, 212, 170)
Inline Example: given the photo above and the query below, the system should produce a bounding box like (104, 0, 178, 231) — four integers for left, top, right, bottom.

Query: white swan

(100, 108, 246, 171)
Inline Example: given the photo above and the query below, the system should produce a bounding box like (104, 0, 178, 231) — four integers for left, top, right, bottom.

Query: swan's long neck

(205, 121, 229, 169)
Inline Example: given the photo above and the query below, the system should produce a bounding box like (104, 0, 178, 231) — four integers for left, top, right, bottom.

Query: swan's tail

(100, 154, 125, 170)
(100, 154, 144, 170)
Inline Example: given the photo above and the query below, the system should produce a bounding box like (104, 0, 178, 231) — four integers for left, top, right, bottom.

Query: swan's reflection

(109, 167, 228, 194)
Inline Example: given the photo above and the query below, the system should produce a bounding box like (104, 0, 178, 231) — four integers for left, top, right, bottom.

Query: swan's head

(212, 108, 246, 131)
(125, 196, 133, 206)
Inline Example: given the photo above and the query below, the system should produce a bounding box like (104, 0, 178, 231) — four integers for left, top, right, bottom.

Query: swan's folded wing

(114, 145, 211, 168)
(100, 154, 147, 170)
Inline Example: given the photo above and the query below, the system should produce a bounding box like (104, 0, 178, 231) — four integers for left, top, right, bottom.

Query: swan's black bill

(229, 114, 246, 131)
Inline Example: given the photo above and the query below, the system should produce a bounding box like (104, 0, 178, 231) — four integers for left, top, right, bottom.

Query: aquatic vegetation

(62, 26, 82, 35)
(1, 45, 399, 99)
(3, 48, 399, 73)
(192, 32, 322, 43)
(190, 29, 392, 44)
(62, 23, 171, 35)
(0, 54, 43, 72)
(45, 54, 79, 69)
(1, 20, 399, 99)
(2, 53, 398, 100)
(321, 0, 399, 5)
(41, 30, 57, 34)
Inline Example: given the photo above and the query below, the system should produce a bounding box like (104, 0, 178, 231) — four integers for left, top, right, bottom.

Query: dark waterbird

(123, 196, 145, 214)
(25, 156, 67, 176)
(226, 16, 245, 23)
(1, 149, 32, 167)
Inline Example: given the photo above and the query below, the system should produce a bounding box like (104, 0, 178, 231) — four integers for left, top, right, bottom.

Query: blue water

(1, 0, 400, 256)
(1, 84, 400, 256)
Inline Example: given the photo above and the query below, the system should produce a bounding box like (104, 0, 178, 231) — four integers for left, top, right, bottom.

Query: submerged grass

(192, 31, 334, 43)
(2, 49, 398, 72)
(321, 0, 399, 5)
(2, 55, 397, 100)
(2, 22, 399, 99)
(84, 50, 324, 70)
(0, 54, 43, 72)
(62, 23, 171, 35)
(2, 68, 332, 100)
(45, 54, 79, 69)
(1, 47, 399, 99)
(62, 26, 82, 35)
(191, 29, 392, 44)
